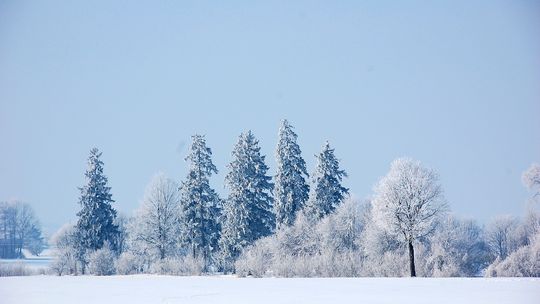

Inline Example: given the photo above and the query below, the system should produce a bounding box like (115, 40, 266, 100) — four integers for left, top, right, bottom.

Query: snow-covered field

(1, 275, 539, 304)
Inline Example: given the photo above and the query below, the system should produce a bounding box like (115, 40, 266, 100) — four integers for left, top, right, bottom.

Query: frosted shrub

(495, 247, 532, 277)
(116, 252, 143, 275)
(149, 255, 204, 276)
(487, 233, 540, 277)
(328, 250, 363, 277)
(309, 250, 363, 277)
(0, 262, 33, 277)
(362, 251, 408, 277)
(50, 248, 79, 276)
(423, 244, 460, 277)
(87, 245, 116, 276)
(236, 237, 275, 277)
(50, 224, 79, 276)
(276, 212, 320, 257)
(423, 216, 491, 277)
(132, 174, 181, 262)
(485, 257, 501, 277)
(179, 255, 205, 275)
(150, 258, 182, 275)
(237, 199, 368, 278)
(317, 198, 366, 253)
(272, 255, 317, 277)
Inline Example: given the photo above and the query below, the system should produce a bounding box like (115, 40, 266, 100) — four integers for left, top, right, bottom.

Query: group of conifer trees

(71, 120, 348, 272)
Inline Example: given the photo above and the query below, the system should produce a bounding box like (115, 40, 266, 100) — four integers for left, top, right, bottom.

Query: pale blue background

(1, 1, 539, 234)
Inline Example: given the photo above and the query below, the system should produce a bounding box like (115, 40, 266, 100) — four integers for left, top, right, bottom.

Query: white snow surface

(1, 275, 539, 304)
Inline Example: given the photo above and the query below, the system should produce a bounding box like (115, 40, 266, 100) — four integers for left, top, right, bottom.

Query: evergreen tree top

(226, 131, 271, 186)
(306, 141, 349, 219)
(314, 141, 348, 182)
(274, 119, 310, 227)
(185, 134, 218, 176)
(76, 148, 119, 252)
(225, 130, 274, 205)
(79, 147, 114, 205)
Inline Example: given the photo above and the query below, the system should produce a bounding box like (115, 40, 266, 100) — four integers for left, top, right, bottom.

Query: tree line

(50, 120, 540, 277)
(0, 201, 45, 259)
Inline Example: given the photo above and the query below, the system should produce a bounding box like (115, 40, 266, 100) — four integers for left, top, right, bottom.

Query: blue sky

(1, 1, 539, 234)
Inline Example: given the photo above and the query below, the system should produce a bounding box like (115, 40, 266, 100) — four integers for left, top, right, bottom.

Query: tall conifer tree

(306, 142, 348, 219)
(274, 119, 309, 228)
(75, 148, 119, 270)
(220, 131, 274, 269)
(179, 135, 221, 266)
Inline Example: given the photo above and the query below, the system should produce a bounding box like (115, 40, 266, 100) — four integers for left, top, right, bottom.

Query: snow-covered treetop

(276, 120, 307, 173)
(372, 157, 447, 242)
(274, 119, 309, 227)
(306, 141, 349, 219)
(226, 130, 272, 192)
(522, 163, 540, 194)
(76, 148, 119, 252)
(185, 134, 218, 177)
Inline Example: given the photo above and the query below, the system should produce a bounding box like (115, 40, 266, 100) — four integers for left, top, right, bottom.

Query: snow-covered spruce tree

(132, 173, 181, 261)
(274, 119, 309, 228)
(75, 148, 119, 272)
(220, 131, 274, 271)
(372, 158, 447, 277)
(179, 135, 221, 268)
(305, 141, 348, 220)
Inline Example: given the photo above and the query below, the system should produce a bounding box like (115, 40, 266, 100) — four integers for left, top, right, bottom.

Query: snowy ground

(1, 276, 539, 304)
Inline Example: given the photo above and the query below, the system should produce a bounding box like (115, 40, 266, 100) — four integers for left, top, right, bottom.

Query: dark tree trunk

(408, 240, 416, 277)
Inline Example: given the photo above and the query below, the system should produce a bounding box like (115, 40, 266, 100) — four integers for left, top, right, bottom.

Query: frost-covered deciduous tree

(0, 201, 44, 258)
(305, 142, 348, 220)
(236, 198, 368, 277)
(75, 148, 119, 272)
(486, 232, 540, 277)
(275, 212, 319, 258)
(425, 216, 490, 277)
(113, 214, 130, 257)
(361, 205, 406, 277)
(274, 119, 309, 228)
(522, 163, 540, 239)
(87, 243, 116, 276)
(179, 135, 221, 267)
(115, 252, 143, 275)
(220, 131, 274, 270)
(50, 223, 79, 275)
(485, 215, 524, 260)
(522, 163, 540, 195)
(362, 216, 402, 262)
(317, 198, 366, 253)
(372, 158, 447, 277)
(132, 173, 181, 261)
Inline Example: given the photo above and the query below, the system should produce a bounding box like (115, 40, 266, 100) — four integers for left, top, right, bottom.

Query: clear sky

(1, 1, 539, 235)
